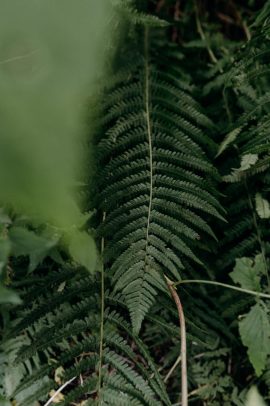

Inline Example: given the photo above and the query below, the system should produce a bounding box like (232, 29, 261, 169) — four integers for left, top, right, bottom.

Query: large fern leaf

(97, 28, 223, 333)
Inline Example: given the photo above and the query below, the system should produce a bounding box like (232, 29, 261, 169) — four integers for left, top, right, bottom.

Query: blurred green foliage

(0, 0, 118, 271)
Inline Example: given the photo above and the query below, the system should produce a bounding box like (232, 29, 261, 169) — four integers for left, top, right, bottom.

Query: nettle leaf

(240, 154, 258, 171)
(0, 397, 12, 406)
(230, 254, 264, 291)
(0, 209, 11, 226)
(0, 238, 11, 274)
(9, 226, 58, 273)
(245, 386, 267, 406)
(255, 193, 270, 219)
(239, 302, 270, 376)
(67, 230, 97, 272)
(0, 285, 21, 305)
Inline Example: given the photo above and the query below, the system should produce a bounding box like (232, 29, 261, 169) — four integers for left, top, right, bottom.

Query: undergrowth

(1, 1, 270, 405)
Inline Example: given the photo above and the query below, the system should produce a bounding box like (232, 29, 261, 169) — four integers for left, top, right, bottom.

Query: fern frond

(97, 29, 223, 333)
(2, 270, 171, 406)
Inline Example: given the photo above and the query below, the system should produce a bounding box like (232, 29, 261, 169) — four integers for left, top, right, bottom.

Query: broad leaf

(0, 238, 11, 274)
(0, 399, 12, 406)
(0, 285, 21, 305)
(9, 226, 58, 272)
(230, 254, 264, 292)
(255, 193, 270, 219)
(67, 230, 96, 272)
(239, 302, 270, 376)
(245, 386, 267, 406)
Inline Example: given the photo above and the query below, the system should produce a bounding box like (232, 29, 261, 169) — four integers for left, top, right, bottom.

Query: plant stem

(173, 279, 270, 299)
(98, 212, 106, 404)
(166, 276, 188, 406)
(143, 26, 153, 270)
(194, 2, 221, 69)
(164, 354, 182, 383)
(44, 377, 76, 406)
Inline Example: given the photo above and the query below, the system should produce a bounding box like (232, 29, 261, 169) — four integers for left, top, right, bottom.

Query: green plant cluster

(1, 0, 270, 405)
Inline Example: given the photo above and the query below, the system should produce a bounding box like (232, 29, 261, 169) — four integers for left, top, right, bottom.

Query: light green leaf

(0, 399, 12, 406)
(0, 284, 21, 305)
(245, 386, 267, 406)
(67, 230, 96, 272)
(9, 226, 58, 272)
(239, 303, 270, 376)
(255, 193, 270, 219)
(0, 238, 11, 274)
(240, 154, 258, 171)
(230, 254, 264, 291)
(223, 153, 259, 183)
(216, 126, 242, 157)
(0, 209, 11, 225)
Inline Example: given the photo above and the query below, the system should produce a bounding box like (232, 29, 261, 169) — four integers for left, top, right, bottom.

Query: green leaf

(239, 303, 270, 376)
(0, 399, 12, 406)
(0, 238, 11, 274)
(9, 226, 58, 272)
(0, 284, 21, 305)
(230, 254, 264, 292)
(240, 154, 258, 171)
(0, 209, 11, 226)
(245, 386, 267, 406)
(255, 193, 270, 219)
(67, 230, 96, 272)
(216, 127, 243, 157)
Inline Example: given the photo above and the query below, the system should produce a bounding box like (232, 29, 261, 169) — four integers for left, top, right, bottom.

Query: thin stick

(165, 276, 188, 406)
(44, 376, 76, 406)
(194, 2, 221, 69)
(164, 354, 182, 383)
(173, 279, 270, 299)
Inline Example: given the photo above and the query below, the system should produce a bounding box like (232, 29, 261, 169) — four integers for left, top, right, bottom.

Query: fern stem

(166, 276, 188, 406)
(194, 2, 221, 70)
(143, 26, 153, 265)
(98, 211, 106, 404)
(44, 376, 76, 406)
(164, 354, 181, 383)
(173, 279, 270, 299)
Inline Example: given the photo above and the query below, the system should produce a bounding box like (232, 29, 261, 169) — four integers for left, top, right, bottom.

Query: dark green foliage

(2, 1, 270, 405)
(2, 268, 170, 406)
(97, 28, 223, 333)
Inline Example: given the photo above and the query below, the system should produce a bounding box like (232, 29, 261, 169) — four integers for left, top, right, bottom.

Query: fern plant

(2, 267, 171, 406)
(3, 1, 270, 405)
(97, 24, 223, 333)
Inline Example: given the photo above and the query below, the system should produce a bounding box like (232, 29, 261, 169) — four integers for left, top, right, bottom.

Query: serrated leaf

(245, 386, 267, 406)
(0, 398, 12, 406)
(0, 285, 21, 305)
(255, 193, 270, 219)
(240, 154, 258, 171)
(239, 303, 270, 376)
(0, 209, 11, 226)
(216, 127, 242, 157)
(230, 254, 264, 291)
(9, 226, 58, 272)
(0, 238, 11, 274)
(67, 230, 96, 272)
